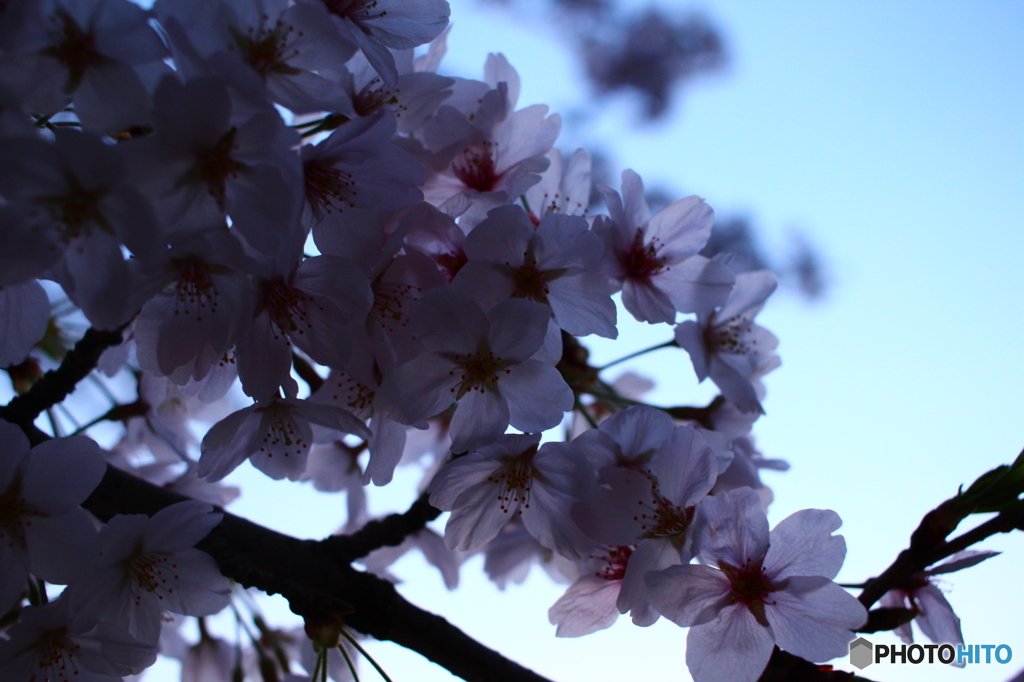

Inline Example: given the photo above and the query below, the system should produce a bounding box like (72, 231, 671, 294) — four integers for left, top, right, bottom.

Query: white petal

(549, 575, 621, 637)
(764, 508, 846, 580)
(686, 603, 775, 682)
(766, 576, 867, 662)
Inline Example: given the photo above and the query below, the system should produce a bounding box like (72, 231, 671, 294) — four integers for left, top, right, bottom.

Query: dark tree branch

(2, 328, 551, 681)
(858, 487, 1024, 610)
(0, 326, 125, 425)
(85, 465, 553, 682)
(320, 493, 442, 564)
(757, 648, 877, 682)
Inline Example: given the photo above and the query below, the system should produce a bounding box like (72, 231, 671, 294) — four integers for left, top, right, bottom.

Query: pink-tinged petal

(449, 387, 509, 453)
(766, 576, 867, 662)
(549, 575, 621, 637)
(618, 169, 649, 229)
(686, 604, 775, 682)
(143, 500, 222, 553)
(547, 273, 618, 339)
(250, 407, 315, 481)
(717, 270, 778, 322)
(428, 452, 504, 511)
(500, 360, 573, 433)
(487, 299, 550, 362)
(521, 468, 594, 559)
(648, 195, 714, 254)
(22, 436, 107, 513)
(595, 406, 675, 466)
(621, 278, 676, 324)
(450, 261, 517, 309)
(694, 488, 769, 569)
(572, 467, 655, 545)
(645, 563, 731, 627)
(764, 509, 846, 581)
(25, 509, 99, 584)
(443, 477, 512, 553)
(236, 313, 294, 401)
(410, 289, 488, 354)
(658, 254, 735, 316)
(296, 401, 371, 441)
(708, 355, 764, 414)
(617, 539, 679, 624)
(913, 583, 963, 645)
(156, 547, 231, 618)
(926, 549, 1000, 576)
(364, 417, 408, 486)
(198, 406, 260, 482)
(376, 353, 459, 425)
(0, 280, 49, 367)
(655, 426, 718, 509)
(534, 213, 602, 268)
(674, 320, 709, 381)
(463, 204, 533, 264)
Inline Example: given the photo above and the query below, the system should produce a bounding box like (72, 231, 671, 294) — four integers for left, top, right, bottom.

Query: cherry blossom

(65, 500, 232, 646)
(0, 597, 157, 682)
(453, 205, 617, 338)
(429, 434, 594, 558)
(594, 169, 734, 323)
(880, 549, 999, 648)
(646, 488, 867, 682)
(199, 396, 370, 481)
(674, 270, 781, 414)
(0, 0, 168, 133)
(0, 421, 106, 613)
(376, 289, 573, 452)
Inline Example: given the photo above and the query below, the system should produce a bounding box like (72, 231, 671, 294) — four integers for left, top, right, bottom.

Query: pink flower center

(171, 256, 219, 321)
(595, 545, 634, 581)
(720, 557, 780, 626)
(261, 278, 321, 341)
(373, 281, 419, 333)
(329, 374, 375, 414)
(448, 349, 510, 399)
(34, 629, 83, 682)
(632, 473, 694, 547)
(509, 254, 551, 303)
(233, 20, 301, 78)
(179, 127, 245, 212)
(355, 77, 400, 118)
(453, 142, 500, 193)
(35, 178, 109, 244)
(304, 157, 358, 217)
(620, 228, 667, 280)
(44, 10, 105, 92)
(127, 551, 179, 603)
(708, 315, 757, 354)
(258, 403, 308, 459)
(487, 447, 538, 514)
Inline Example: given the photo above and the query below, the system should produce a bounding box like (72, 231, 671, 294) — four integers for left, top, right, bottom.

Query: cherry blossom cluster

(3, 1, 977, 681)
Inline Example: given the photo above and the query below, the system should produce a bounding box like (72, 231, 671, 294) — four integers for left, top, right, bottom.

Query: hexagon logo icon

(850, 637, 874, 669)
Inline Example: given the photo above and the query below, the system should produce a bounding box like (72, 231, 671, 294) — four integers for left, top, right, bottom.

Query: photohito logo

(849, 637, 1013, 669)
